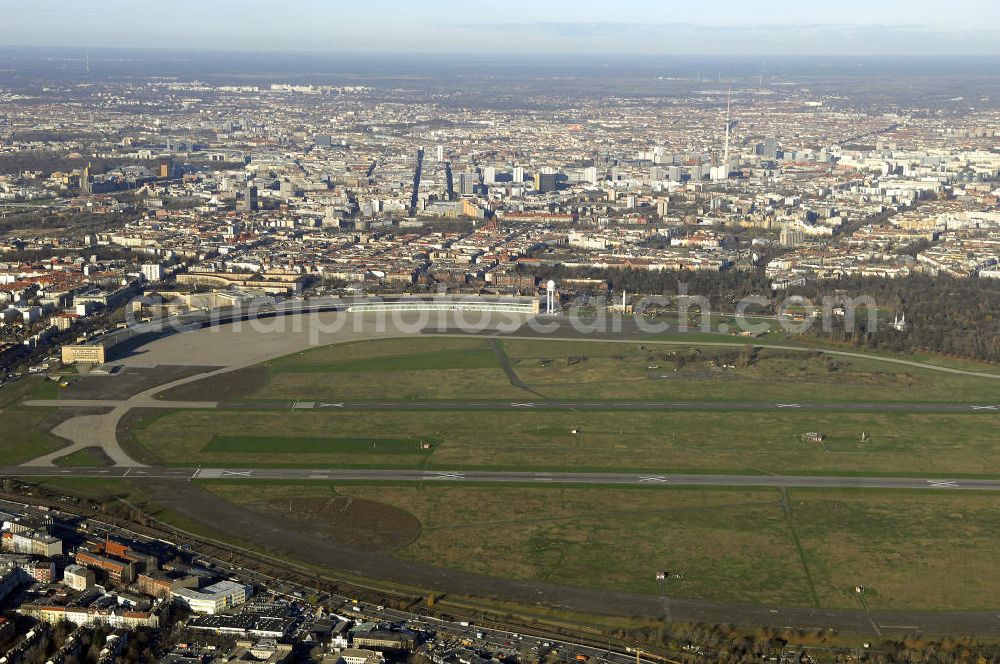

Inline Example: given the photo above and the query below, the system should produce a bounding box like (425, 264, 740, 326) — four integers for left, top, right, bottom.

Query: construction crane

(625, 647, 683, 664)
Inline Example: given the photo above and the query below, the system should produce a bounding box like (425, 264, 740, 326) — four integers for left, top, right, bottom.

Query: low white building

(172, 580, 251, 614)
(335, 649, 383, 664)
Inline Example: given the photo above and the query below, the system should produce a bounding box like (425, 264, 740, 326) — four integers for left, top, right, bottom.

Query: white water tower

(546, 280, 556, 314)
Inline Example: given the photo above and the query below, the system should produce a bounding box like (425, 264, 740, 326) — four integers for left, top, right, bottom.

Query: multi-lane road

(3, 465, 995, 492)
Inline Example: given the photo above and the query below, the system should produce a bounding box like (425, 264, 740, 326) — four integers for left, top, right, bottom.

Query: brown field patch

(245, 494, 422, 552)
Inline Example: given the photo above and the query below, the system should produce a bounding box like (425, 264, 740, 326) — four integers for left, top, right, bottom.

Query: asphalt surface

(3, 465, 996, 492)
(26, 397, 1000, 413)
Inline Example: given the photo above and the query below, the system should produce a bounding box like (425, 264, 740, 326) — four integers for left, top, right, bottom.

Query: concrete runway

(3, 465, 995, 492)
(24, 397, 1000, 413)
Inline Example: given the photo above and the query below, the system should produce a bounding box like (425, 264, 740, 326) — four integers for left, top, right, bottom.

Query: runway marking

(191, 468, 202, 479)
(639, 476, 669, 483)
(292, 401, 315, 409)
(928, 480, 959, 488)
(776, 403, 801, 408)
(221, 470, 253, 477)
(318, 402, 345, 408)
(868, 618, 882, 637)
(122, 468, 132, 478)
(511, 402, 535, 408)
(309, 474, 331, 480)
(428, 472, 465, 480)
(970, 405, 1000, 411)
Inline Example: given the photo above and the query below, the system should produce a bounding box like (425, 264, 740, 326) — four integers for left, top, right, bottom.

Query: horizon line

(2, 44, 1000, 59)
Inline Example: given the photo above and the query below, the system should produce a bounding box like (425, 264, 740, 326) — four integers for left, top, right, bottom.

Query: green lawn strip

(0, 408, 68, 465)
(779, 489, 822, 608)
(264, 337, 491, 370)
(169, 335, 1000, 405)
(53, 447, 113, 467)
(29, 478, 268, 555)
(785, 487, 1000, 611)
(274, 347, 500, 373)
(0, 376, 60, 408)
(501, 339, 1000, 403)
(31, 478, 146, 504)
(0, 378, 70, 464)
(130, 407, 1000, 476)
(495, 330, 1000, 375)
(204, 435, 438, 455)
(644, 334, 1000, 376)
(204, 481, 812, 606)
(198, 479, 1000, 611)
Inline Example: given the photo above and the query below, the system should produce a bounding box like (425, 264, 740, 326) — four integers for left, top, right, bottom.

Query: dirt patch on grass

(54, 446, 115, 467)
(38, 407, 113, 432)
(246, 495, 421, 552)
(62, 365, 221, 400)
(157, 366, 268, 401)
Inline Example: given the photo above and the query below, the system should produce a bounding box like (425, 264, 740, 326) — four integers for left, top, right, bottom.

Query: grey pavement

(24, 398, 1000, 413)
(3, 465, 994, 492)
(20, 311, 532, 467)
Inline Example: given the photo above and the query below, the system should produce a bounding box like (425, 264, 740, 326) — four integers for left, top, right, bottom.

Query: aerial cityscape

(1, 1, 1000, 663)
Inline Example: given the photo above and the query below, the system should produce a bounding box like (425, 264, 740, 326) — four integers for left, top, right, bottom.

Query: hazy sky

(3, 0, 999, 55)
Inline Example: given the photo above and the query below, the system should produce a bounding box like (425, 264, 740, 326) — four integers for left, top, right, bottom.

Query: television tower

(723, 90, 731, 173)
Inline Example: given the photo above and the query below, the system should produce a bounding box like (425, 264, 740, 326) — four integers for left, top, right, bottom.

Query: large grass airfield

(201, 481, 1000, 612)
(6, 320, 1000, 620)
(105, 333, 1000, 612)
(128, 336, 1000, 477)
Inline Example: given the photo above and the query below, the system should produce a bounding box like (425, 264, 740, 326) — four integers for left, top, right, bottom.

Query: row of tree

(788, 274, 1000, 363)
(526, 265, 1000, 364)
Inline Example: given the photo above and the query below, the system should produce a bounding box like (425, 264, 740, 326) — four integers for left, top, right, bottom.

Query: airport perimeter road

(23, 398, 1000, 413)
(4, 466, 999, 491)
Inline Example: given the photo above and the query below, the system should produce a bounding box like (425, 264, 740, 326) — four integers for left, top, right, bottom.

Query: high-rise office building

(79, 163, 92, 194)
(457, 172, 478, 196)
(240, 185, 259, 212)
(157, 157, 173, 179)
(534, 172, 559, 193)
(759, 137, 779, 159)
(482, 166, 496, 184)
(780, 224, 804, 247)
(512, 166, 525, 183)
